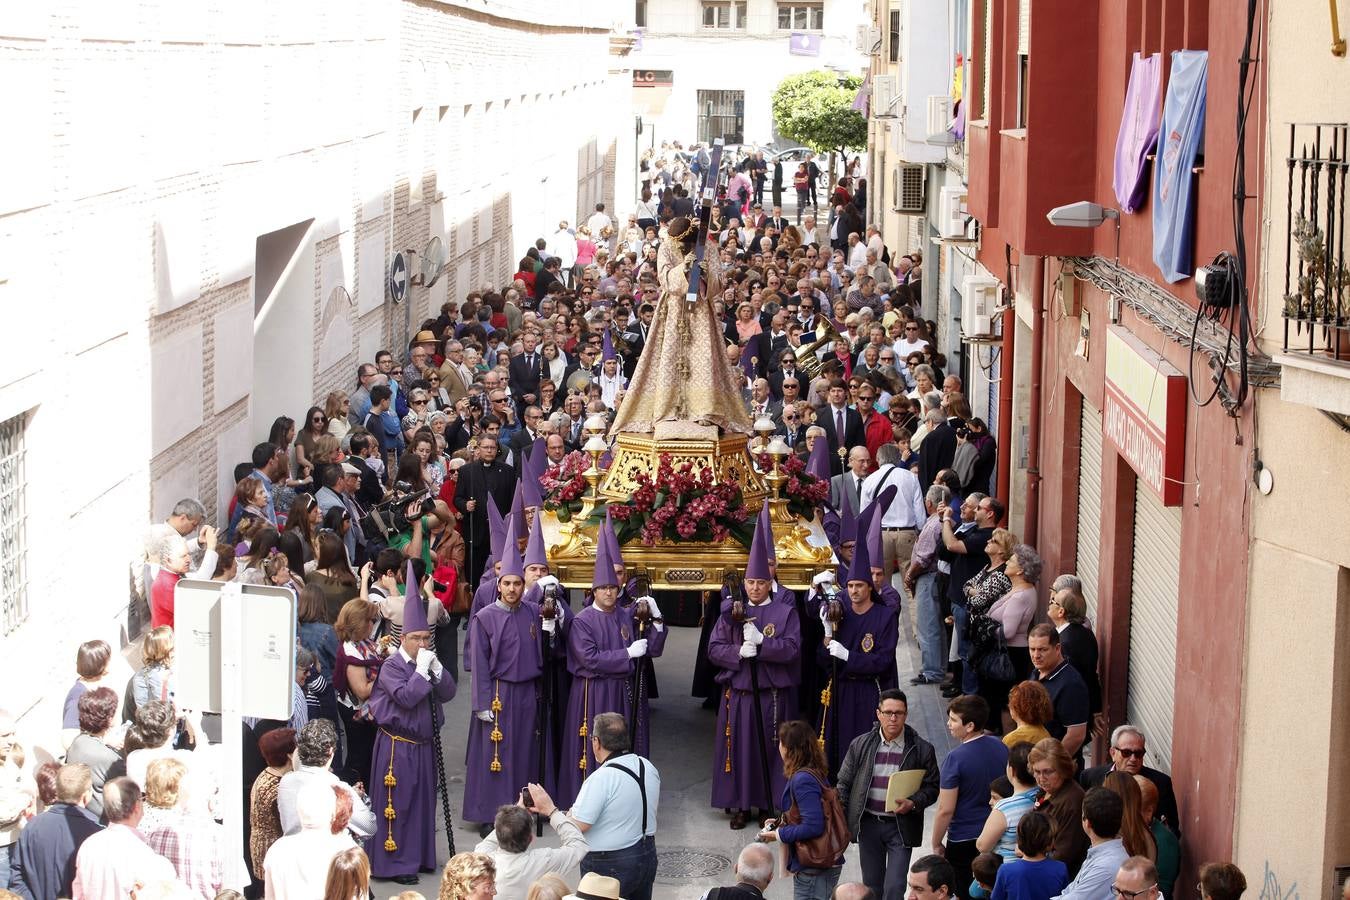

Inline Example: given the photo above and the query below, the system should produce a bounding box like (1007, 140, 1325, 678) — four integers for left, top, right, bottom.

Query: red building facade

(964, 0, 1265, 881)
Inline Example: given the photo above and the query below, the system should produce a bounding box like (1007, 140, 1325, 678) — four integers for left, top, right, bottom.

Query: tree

(770, 70, 868, 160)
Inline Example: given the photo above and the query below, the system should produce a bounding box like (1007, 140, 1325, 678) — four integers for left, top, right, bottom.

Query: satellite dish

(421, 236, 446, 288)
(329, 285, 353, 308)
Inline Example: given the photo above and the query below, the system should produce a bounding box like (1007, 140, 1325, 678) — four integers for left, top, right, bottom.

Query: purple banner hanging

(1112, 52, 1163, 213)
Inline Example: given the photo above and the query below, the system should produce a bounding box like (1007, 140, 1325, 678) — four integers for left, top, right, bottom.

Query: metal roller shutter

(1127, 480, 1181, 772)
(1076, 400, 1103, 625)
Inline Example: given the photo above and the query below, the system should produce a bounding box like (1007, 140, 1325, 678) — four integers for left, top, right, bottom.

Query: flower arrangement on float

(540, 451, 592, 522)
(611, 454, 754, 546)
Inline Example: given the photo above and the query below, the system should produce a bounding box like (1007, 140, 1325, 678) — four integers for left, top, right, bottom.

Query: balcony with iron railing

(1277, 122, 1350, 416)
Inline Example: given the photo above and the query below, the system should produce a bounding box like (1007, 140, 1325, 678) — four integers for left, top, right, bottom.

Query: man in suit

(561, 394, 587, 451)
(1080, 725, 1180, 834)
(766, 205, 789, 233)
(438, 340, 473, 406)
(562, 343, 602, 391)
(508, 332, 546, 409)
(454, 434, 516, 588)
(746, 378, 781, 423)
(917, 413, 959, 491)
(347, 433, 386, 505)
(817, 378, 865, 475)
(768, 350, 802, 399)
(830, 446, 871, 511)
(510, 405, 544, 466)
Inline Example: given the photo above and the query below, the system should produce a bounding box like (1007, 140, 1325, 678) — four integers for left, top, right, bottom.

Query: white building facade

(0, 0, 632, 750)
(632, 0, 868, 149)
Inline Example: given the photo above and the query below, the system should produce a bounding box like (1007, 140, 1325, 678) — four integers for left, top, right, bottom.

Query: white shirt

(73, 823, 179, 899)
(587, 211, 613, 237)
(801, 227, 818, 244)
(277, 765, 377, 840)
(548, 229, 578, 268)
(262, 828, 355, 900)
(474, 810, 590, 899)
(861, 464, 927, 529)
(848, 242, 868, 270)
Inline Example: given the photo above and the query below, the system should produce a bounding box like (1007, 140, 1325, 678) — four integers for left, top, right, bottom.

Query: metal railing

(0, 414, 27, 635)
(1283, 122, 1350, 357)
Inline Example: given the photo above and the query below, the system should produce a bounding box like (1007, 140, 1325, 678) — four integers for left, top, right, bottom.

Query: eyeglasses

(411, 399, 427, 406)
(905, 325, 919, 332)
(311, 416, 326, 423)
(492, 398, 509, 404)
(877, 709, 906, 718)
(1111, 885, 1156, 899)
(1114, 747, 1146, 759)
(391, 369, 404, 376)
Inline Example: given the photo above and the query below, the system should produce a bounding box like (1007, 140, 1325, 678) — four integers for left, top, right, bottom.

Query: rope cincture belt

(380, 728, 422, 852)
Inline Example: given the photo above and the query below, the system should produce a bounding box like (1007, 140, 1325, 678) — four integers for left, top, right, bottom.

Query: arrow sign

(389, 252, 409, 303)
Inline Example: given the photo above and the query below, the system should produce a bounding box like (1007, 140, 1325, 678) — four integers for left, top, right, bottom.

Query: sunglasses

(311, 416, 326, 423)
(1113, 747, 1146, 759)
(411, 399, 427, 405)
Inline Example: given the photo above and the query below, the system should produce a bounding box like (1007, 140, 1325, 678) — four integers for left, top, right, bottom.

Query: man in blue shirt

(1051, 788, 1127, 900)
(930, 696, 1009, 900)
(569, 712, 660, 900)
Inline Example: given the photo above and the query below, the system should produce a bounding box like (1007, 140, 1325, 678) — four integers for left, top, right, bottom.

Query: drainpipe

(995, 247, 1016, 509)
(1024, 256, 1045, 546)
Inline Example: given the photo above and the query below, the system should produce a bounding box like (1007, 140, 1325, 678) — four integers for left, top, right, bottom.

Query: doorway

(252, 219, 317, 440)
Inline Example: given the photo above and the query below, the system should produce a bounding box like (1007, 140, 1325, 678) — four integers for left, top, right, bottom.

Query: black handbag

(974, 623, 1017, 682)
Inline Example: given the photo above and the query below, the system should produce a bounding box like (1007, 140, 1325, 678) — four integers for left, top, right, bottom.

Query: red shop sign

(1102, 325, 1187, 505)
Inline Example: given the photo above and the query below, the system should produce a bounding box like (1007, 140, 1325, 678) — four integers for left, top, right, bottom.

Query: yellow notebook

(884, 770, 926, 809)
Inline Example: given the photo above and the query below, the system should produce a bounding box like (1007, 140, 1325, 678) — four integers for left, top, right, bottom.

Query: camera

(520, 787, 535, 809)
(359, 481, 435, 542)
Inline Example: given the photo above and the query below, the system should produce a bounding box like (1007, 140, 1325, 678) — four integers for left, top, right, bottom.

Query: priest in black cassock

(454, 433, 516, 591)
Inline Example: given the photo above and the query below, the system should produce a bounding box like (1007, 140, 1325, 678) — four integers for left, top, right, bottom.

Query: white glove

(475, 710, 494, 722)
(542, 617, 556, 634)
(415, 648, 436, 675)
(743, 621, 764, 645)
(827, 640, 849, 662)
(812, 570, 835, 587)
(554, 601, 565, 626)
(627, 638, 649, 658)
(428, 656, 444, 679)
(643, 596, 662, 620)
(739, 641, 758, 659)
(537, 575, 561, 591)
(819, 607, 834, 640)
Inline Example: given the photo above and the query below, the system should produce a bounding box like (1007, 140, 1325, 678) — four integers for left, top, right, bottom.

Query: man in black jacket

(347, 433, 387, 505)
(453, 434, 516, 589)
(836, 689, 941, 900)
(1079, 725, 1180, 834)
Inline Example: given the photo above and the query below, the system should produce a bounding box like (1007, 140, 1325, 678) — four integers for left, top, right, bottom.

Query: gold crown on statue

(667, 218, 697, 241)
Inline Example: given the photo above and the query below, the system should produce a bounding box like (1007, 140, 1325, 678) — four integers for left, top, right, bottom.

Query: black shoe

(392, 874, 419, 885)
(730, 810, 748, 830)
(941, 684, 962, 699)
(478, 823, 493, 838)
(910, 675, 941, 685)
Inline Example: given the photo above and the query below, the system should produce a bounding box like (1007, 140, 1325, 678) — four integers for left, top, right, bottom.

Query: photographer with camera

(474, 783, 589, 899)
(395, 499, 467, 679)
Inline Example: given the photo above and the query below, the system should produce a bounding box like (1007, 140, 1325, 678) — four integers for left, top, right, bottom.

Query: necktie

(856, 476, 863, 504)
(526, 354, 533, 369)
(836, 409, 844, 442)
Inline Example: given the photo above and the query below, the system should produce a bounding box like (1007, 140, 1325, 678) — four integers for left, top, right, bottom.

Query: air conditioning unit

(938, 185, 970, 238)
(926, 95, 954, 144)
(893, 164, 925, 213)
(871, 75, 898, 118)
(961, 275, 1002, 340)
(855, 25, 881, 53)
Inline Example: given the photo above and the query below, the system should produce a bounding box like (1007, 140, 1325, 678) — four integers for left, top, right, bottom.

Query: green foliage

(771, 70, 869, 155)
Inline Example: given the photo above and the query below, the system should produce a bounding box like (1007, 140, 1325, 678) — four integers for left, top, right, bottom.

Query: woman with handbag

(963, 529, 1013, 729)
(759, 720, 847, 899)
(981, 544, 1042, 727)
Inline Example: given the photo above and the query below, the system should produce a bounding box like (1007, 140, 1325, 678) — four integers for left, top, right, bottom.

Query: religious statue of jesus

(608, 215, 754, 440)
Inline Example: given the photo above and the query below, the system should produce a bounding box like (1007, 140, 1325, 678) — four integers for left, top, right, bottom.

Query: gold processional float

(540, 415, 838, 591)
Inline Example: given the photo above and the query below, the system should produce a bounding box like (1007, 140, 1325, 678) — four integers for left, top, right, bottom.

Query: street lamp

(1046, 201, 1120, 262)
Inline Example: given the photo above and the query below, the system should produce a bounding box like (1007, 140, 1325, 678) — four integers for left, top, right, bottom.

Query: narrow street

(411, 610, 956, 900)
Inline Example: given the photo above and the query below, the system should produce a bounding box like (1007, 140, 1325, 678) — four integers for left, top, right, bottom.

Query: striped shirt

(992, 787, 1039, 860)
(865, 736, 907, 813)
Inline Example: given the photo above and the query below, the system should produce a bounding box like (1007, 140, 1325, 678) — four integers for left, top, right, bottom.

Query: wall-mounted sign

(633, 69, 674, 88)
(1102, 325, 1187, 505)
(388, 251, 409, 303)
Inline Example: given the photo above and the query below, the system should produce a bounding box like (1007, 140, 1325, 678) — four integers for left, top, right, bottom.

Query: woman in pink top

(575, 225, 597, 267)
(983, 543, 1042, 731)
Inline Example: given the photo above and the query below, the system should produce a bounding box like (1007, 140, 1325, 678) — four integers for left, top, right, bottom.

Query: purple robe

(555, 602, 667, 808)
(367, 651, 457, 878)
(816, 599, 898, 774)
(460, 578, 500, 672)
(708, 599, 801, 811)
(463, 600, 544, 823)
